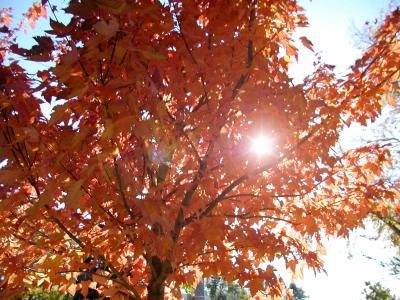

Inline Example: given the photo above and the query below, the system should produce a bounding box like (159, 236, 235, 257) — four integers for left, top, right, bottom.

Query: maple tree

(0, 1, 399, 299)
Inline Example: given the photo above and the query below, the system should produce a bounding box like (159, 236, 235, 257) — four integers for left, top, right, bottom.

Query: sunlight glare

(251, 135, 272, 156)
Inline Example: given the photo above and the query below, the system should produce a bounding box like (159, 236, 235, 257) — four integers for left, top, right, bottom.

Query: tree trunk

(147, 281, 165, 300)
(147, 256, 172, 300)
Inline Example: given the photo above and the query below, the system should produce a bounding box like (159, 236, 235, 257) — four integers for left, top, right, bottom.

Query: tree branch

(171, 141, 214, 241)
(113, 156, 134, 219)
(104, 258, 142, 300)
(184, 119, 327, 226)
(220, 213, 298, 225)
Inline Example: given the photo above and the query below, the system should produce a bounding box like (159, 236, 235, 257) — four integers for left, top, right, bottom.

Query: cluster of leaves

(351, 3, 400, 282)
(0, 0, 399, 299)
(362, 282, 396, 300)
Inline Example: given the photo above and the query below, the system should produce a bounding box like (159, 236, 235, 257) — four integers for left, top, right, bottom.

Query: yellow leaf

(67, 283, 77, 296)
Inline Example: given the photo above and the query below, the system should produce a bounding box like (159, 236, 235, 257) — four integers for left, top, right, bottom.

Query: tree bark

(147, 256, 172, 300)
(147, 282, 165, 300)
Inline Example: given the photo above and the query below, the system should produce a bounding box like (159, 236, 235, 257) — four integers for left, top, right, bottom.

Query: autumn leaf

(64, 179, 84, 208)
(11, 36, 54, 62)
(300, 36, 314, 52)
(46, 19, 71, 37)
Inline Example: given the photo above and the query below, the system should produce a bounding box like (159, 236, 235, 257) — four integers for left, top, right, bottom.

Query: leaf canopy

(0, 1, 399, 299)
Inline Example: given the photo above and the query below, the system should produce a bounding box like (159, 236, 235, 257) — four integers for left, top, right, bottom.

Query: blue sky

(292, 0, 388, 80)
(2, 0, 399, 299)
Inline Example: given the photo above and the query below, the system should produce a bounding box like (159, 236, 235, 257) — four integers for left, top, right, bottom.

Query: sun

(251, 135, 272, 156)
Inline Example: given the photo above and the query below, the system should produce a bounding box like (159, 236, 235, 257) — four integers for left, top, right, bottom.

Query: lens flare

(251, 135, 272, 156)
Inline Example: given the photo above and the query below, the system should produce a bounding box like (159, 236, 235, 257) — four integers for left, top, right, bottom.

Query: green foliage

(206, 277, 249, 300)
(289, 283, 308, 300)
(363, 282, 396, 300)
(181, 283, 195, 296)
(16, 288, 72, 300)
(389, 256, 400, 278)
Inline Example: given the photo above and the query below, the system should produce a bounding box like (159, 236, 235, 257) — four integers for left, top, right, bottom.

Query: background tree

(16, 288, 72, 300)
(356, 102, 400, 276)
(288, 283, 307, 300)
(351, 5, 400, 279)
(370, 104, 400, 280)
(0, 1, 399, 299)
(362, 98, 400, 252)
(362, 282, 396, 300)
(206, 277, 249, 300)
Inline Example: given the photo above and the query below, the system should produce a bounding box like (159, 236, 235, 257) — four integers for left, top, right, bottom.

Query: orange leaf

(300, 36, 314, 52)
